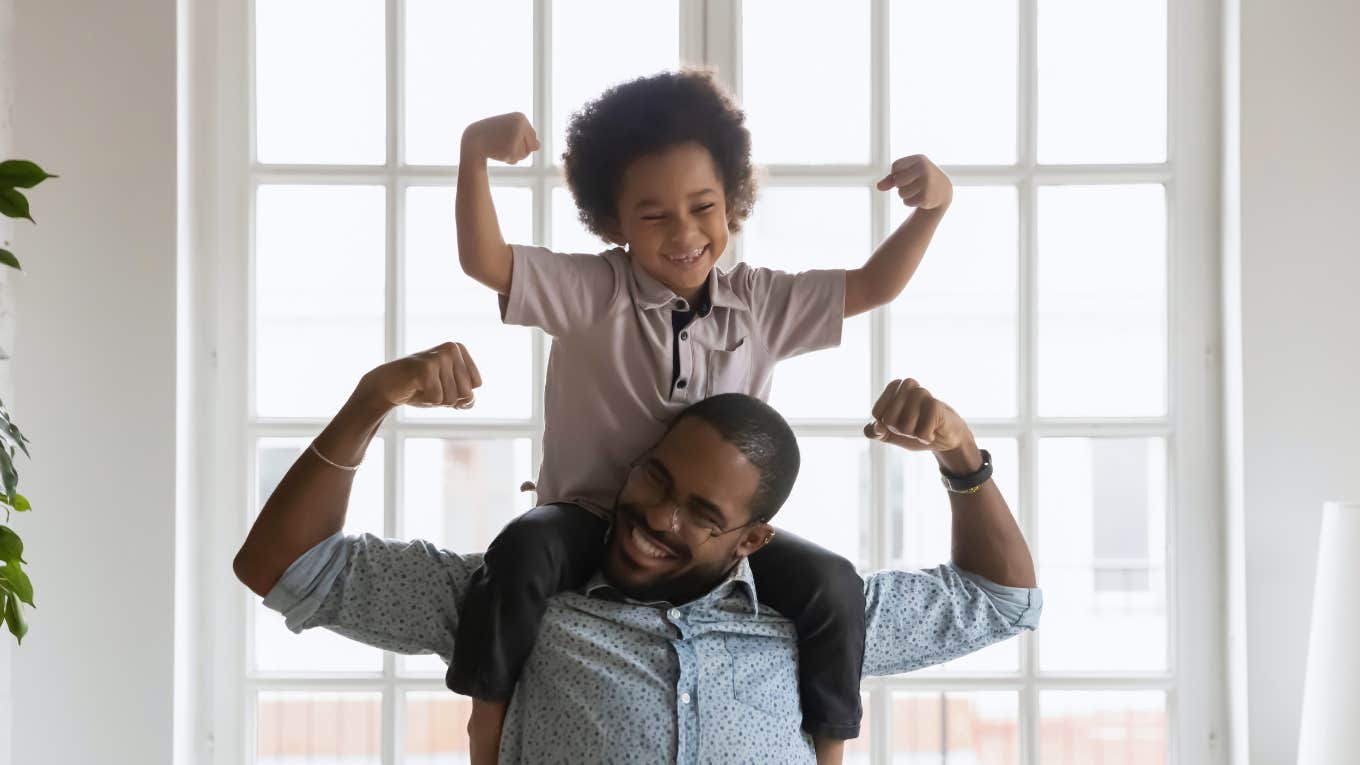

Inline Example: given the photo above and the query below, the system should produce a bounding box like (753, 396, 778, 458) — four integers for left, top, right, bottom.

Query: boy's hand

(875, 155, 952, 211)
(462, 112, 540, 165)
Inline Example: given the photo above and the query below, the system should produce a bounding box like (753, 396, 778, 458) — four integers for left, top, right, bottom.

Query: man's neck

(601, 560, 745, 609)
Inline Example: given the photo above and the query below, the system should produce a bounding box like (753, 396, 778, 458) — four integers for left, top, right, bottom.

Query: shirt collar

(621, 248, 746, 314)
(583, 557, 761, 614)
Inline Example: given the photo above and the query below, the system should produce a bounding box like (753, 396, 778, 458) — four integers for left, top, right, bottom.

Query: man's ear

(733, 521, 775, 560)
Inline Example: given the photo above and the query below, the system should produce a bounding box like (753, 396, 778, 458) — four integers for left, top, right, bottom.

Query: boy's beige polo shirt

(501, 244, 845, 518)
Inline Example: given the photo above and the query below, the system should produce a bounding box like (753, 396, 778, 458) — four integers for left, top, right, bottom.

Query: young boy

(452, 69, 951, 764)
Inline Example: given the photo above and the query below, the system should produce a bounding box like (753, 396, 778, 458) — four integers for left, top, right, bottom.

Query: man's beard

(603, 502, 737, 605)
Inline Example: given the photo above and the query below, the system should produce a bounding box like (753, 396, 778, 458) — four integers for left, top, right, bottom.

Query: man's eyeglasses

(622, 458, 762, 548)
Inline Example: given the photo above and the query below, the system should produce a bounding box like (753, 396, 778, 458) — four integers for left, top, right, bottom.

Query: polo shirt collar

(622, 248, 746, 314)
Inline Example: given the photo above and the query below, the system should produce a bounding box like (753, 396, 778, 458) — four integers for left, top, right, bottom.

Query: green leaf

(0, 525, 22, 563)
(0, 414, 31, 459)
(0, 249, 19, 271)
(0, 560, 33, 606)
(0, 161, 57, 189)
(1, 561, 34, 606)
(3, 587, 26, 643)
(0, 448, 17, 500)
(10, 493, 30, 512)
(0, 187, 34, 222)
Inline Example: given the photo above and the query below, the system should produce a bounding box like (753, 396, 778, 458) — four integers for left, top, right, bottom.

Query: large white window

(206, 1, 1222, 763)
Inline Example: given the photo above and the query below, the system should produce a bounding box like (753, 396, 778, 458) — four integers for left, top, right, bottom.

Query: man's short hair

(665, 393, 799, 522)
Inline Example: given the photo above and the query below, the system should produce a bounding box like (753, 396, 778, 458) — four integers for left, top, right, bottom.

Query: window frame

(194, 1, 1226, 763)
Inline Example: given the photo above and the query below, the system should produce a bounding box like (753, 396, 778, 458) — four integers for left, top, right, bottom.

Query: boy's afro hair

(561, 68, 759, 242)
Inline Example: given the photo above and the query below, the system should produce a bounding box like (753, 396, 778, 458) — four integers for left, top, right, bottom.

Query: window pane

(1037, 185, 1166, 417)
(1040, 691, 1168, 764)
(256, 185, 386, 418)
(743, 0, 870, 165)
(891, 691, 1019, 765)
(404, 186, 534, 420)
(253, 438, 385, 673)
(255, 0, 385, 164)
(551, 0, 678, 161)
(402, 691, 473, 764)
(551, 186, 610, 254)
(893, 438, 1019, 673)
(402, 438, 534, 551)
(400, 437, 534, 675)
(742, 187, 871, 420)
(889, 186, 1018, 418)
(1038, 0, 1166, 163)
(890, 1, 1017, 165)
(405, 0, 534, 166)
(1038, 438, 1167, 672)
(776, 438, 870, 569)
(256, 692, 382, 765)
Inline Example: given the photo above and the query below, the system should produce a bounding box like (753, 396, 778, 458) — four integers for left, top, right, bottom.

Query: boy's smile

(606, 142, 731, 303)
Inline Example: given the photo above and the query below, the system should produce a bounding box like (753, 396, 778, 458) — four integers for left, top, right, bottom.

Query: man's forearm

(844, 205, 948, 317)
(234, 383, 394, 596)
(939, 441, 1037, 589)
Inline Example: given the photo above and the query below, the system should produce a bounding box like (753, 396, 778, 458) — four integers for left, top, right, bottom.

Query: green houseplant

(0, 159, 53, 643)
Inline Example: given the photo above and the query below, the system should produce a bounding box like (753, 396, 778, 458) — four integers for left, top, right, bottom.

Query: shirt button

(680, 692, 691, 705)
(668, 608, 681, 620)
(674, 299, 687, 310)
(676, 379, 687, 389)
(679, 331, 688, 341)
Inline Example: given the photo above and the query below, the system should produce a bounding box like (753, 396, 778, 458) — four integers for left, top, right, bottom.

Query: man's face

(606, 142, 731, 303)
(603, 417, 773, 604)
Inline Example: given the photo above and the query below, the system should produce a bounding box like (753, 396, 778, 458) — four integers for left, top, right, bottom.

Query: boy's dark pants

(447, 502, 867, 739)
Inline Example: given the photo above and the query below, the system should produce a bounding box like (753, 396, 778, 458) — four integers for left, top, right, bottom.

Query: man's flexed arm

(233, 343, 483, 597)
(864, 378, 1036, 588)
(458, 112, 540, 295)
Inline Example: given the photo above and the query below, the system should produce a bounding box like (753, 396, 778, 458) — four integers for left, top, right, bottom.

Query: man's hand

(462, 112, 540, 165)
(875, 155, 952, 211)
(863, 378, 968, 450)
(359, 342, 483, 410)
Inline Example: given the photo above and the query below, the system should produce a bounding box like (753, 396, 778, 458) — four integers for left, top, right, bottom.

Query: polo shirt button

(680, 692, 691, 705)
(668, 608, 681, 620)
(676, 379, 687, 389)
(679, 331, 688, 341)
(674, 299, 687, 310)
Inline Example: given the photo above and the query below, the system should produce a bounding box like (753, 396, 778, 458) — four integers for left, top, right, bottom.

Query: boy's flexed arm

(457, 112, 540, 295)
(844, 155, 953, 318)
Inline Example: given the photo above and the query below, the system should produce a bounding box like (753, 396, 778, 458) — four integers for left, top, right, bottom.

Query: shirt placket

(665, 604, 700, 764)
(670, 298, 694, 402)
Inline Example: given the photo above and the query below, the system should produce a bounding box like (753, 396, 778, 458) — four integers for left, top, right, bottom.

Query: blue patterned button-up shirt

(264, 532, 1042, 764)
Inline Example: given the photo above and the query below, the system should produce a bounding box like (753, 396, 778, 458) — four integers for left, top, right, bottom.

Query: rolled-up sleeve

(499, 244, 621, 338)
(261, 532, 483, 662)
(860, 563, 1043, 677)
(730, 264, 845, 360)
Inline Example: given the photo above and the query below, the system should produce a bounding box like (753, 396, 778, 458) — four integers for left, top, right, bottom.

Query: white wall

(0, 1, 15, 763)
(1230, 0, 1360, 762)
(9, 0, 179, 763)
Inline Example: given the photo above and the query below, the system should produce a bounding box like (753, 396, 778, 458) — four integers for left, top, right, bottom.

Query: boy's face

(606, 142, 730, 301)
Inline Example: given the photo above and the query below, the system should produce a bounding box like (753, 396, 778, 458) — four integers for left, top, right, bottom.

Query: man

(234, 343, 1042, 764)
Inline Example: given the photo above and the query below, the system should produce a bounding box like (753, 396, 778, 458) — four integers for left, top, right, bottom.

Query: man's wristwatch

(939, 449, 993, 495)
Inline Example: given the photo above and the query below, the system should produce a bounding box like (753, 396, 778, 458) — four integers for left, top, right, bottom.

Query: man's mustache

(612, 502, 691, 559)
